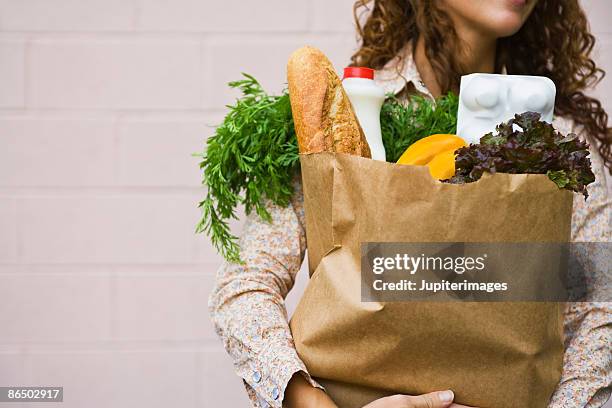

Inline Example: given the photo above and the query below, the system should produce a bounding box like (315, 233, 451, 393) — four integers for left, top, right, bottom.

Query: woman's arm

(284, 372, 337, 407)
(208, 176, 325, 408)
(549, 146, 612, 408)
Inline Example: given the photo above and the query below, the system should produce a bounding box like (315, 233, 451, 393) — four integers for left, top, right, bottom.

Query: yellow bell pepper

(397, 134, 466, 180)
(427, 149, 457, 180)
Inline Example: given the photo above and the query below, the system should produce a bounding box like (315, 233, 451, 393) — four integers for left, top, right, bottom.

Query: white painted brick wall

(0, 40, 25, 107)
(136, 0, 311, 32)
(0, 1, 609, 407)
(0, 0, 137, 31)
(0, 274, 112, 342)
(28, 38, 204, 109)
(1, 118, 117, 186)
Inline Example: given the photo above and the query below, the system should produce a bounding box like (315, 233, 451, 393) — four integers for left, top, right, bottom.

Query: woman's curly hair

(351, 0, 612, 173)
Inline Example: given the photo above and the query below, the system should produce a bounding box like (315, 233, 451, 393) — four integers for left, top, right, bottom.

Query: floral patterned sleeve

(208, 175, 323, 408)
(549, 137, 612, 408)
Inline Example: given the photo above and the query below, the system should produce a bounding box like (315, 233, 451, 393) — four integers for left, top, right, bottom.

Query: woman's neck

(414, 29, 497, 98)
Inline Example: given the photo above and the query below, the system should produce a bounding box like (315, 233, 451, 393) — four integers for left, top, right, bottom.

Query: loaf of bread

(287, 46, 371, 158)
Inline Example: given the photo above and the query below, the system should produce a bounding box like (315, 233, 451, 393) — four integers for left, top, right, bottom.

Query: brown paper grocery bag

(290, 152, 573, 408)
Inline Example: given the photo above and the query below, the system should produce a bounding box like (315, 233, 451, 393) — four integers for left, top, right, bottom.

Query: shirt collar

(374, 42, 433, 99)
(374, 42, 507, 98)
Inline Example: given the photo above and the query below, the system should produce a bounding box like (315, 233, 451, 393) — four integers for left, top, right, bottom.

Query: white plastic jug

(342, 67, 386, 161)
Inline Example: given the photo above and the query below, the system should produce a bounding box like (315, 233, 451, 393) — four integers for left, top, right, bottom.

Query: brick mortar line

(0, 340, 223, 352)
(0, 30, 353, 39)
(0, 186, 205, 194)
(0, 108, 227, 115)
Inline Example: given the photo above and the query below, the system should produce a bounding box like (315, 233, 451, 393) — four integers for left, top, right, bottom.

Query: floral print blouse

(209, 46, 612, 408)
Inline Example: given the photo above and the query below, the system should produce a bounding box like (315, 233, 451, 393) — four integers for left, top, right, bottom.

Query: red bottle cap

(343, 66, 375, 80)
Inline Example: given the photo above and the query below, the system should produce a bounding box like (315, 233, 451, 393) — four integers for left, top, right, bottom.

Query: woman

(209, 1, 611, 407)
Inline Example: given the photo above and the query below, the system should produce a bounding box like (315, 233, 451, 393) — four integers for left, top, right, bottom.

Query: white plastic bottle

(342, 67, 386, 161)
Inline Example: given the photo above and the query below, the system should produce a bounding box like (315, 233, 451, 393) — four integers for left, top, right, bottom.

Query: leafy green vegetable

(198, 74, 459, 262)
(381, 92, 458, 162)
(196, 74, 299, 262)
(199, 77, 595, 261)
(448, 111, 595, 197)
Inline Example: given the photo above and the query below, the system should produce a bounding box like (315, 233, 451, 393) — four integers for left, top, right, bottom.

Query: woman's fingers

(364, 390, 455, 408)
(401, 390, 455, 408)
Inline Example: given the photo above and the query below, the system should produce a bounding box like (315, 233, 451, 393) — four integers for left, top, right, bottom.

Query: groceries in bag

(196, 71, 458, 262)
(284, 46, 596, 408)
(197, 45, 596, 262)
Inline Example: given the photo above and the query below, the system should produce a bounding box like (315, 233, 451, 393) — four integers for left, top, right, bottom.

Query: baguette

(287, 46, 371, 157)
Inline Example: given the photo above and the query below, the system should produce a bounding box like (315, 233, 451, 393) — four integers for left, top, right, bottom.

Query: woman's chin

(487, 16, 528, 38)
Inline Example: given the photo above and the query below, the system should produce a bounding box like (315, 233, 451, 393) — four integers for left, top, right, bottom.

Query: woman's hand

(362, 391, 457, 408)
(284, 374, 478, 408)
